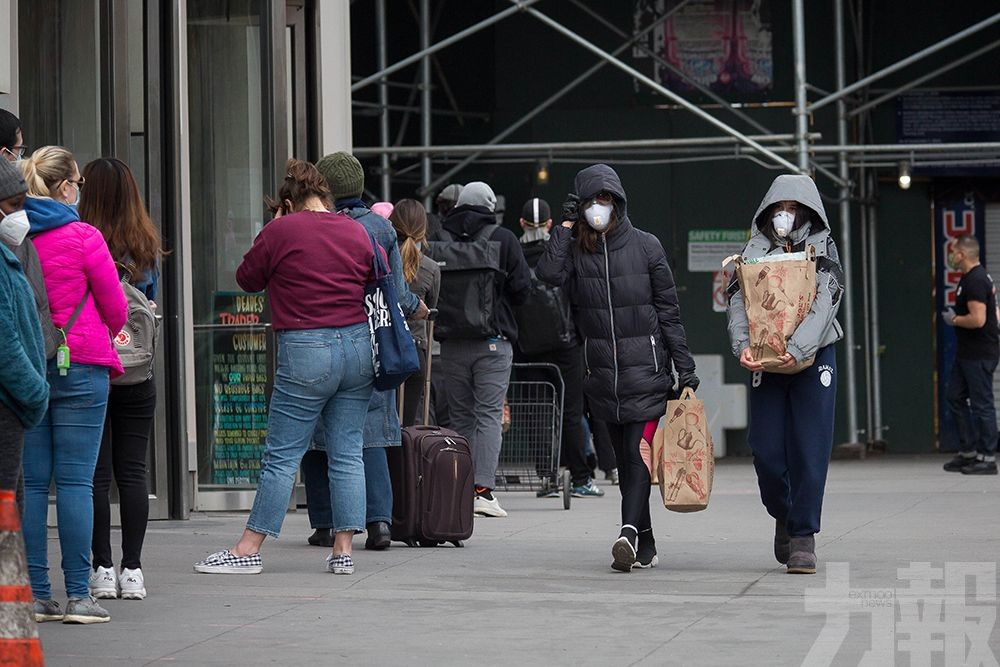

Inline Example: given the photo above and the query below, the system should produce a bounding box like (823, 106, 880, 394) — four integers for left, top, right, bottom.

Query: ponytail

(20, 145, 76, 198)
(389, 198, 429, 284)
(399, 236, 420, 283)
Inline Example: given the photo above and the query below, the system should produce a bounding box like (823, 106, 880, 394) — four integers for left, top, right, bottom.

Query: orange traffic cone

(0, 489, 44, 666)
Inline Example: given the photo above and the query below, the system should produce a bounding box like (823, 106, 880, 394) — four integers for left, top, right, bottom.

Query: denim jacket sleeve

(388, 238, 419, 316)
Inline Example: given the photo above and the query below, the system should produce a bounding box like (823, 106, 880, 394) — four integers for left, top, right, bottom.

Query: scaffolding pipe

(811, 142, 1000, 153)
(792, 0, 811, 171)
(352, 0, 542, 92)
(833, 0, 860, 446)
(516, 2, 805, 174)
(848, 39, 1000, 117)
(568, 0, 845, 187)
(355, 133, 815, 157)
(376, 0, 390, 200)
(858, 167, 874, 446)
(416, 0, 692, 198)
(810, 11, 1000, 112)
(867, 170, 884, 442)
(420, 0, 432, 209)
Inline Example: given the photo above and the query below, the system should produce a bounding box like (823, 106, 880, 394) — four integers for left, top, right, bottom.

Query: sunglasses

(63, 176, 86, 189)
(591, 192, 614, 206)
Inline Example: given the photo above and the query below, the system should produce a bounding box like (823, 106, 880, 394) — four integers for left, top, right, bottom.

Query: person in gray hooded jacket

(726, 174, 844, 575)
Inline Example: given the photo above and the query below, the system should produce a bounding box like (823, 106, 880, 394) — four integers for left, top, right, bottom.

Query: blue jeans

(22, 361, 110, 599)
(946, 357, 999, 458)
(246, 324, 374, 537)
(302, 447, 392, 529)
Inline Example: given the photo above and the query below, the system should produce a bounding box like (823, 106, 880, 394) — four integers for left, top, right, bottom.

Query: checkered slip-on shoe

(326, 553, 355, 575)
(193, 550, 263, 574)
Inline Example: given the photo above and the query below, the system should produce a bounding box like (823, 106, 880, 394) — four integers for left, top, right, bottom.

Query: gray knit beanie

(456, 181, 496, 212)
(316, 152, 365, 200)
(0, 158, 27, 201)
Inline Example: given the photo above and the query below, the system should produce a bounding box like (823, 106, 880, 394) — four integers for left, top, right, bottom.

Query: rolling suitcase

(388, 318, 475, 547)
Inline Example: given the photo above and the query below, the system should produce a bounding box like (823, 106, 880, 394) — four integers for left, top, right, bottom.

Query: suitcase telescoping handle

(396, 309, 438, 427)
(422, 309, 437, 426)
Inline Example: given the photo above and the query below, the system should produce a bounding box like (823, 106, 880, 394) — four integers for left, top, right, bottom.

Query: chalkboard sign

(209, 292, 273, 486)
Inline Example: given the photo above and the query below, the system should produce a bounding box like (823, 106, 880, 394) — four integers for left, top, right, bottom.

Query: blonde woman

(20, 146, 127, 623)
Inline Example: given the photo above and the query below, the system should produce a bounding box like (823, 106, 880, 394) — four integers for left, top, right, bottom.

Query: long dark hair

(79, 157, 165, 278)
(389, 199, 427, 283)
(758, 201, 816, 239)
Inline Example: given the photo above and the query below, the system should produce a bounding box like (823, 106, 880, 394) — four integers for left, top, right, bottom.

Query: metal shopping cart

(495, 363, 572, 509)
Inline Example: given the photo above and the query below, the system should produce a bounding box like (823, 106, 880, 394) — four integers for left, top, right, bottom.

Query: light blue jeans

(247, 324, 374, 536)
(23, 361, 110, 600)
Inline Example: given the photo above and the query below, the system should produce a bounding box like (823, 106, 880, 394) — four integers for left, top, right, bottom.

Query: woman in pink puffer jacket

(19, 146, 127, 625)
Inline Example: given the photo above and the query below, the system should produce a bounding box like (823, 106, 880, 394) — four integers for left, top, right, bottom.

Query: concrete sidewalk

(35, 456, 1000, 666)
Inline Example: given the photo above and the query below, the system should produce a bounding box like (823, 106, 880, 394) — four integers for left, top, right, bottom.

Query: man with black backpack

(428, 182, 531, 517)
(514, 198, 604, 499)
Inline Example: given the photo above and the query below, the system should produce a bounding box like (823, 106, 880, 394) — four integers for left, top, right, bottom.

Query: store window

(18, 0, 103, 164)
(188, 0, 275, 491)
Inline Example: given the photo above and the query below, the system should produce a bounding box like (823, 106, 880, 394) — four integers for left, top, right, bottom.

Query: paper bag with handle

(724, 245, 817, 374)
(654, 388, 714, 513)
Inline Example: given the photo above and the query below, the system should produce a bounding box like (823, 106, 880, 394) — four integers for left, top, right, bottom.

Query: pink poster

(633, 0, 773, 94)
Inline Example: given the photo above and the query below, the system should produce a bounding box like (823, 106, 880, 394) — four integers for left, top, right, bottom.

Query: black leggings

(92, 378, 156, 570)
(607, 421, 651, 532)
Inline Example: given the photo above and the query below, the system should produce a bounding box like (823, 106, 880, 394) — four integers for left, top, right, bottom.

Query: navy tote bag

(364, 231, 420, 391)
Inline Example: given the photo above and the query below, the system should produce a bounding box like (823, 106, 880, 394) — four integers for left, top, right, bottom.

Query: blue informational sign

(897, 92, 1000, 176)
(935, 192, 987, 451)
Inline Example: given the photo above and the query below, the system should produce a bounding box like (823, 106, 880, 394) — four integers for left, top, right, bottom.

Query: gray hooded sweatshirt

(726, 174, 845, 363)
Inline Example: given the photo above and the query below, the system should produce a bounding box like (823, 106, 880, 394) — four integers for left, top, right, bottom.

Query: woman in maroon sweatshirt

(195, 160, 380, 576)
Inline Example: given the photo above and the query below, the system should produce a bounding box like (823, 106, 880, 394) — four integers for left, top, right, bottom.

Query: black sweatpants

(92, 378, 156, 570)
(514, 346, 590, 485)
(747, 345, 836, 537)
(0, 401, 25, 512)
(607, 421, 651, 532)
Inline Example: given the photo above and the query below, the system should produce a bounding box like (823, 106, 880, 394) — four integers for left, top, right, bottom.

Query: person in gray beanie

(427, 183, 463, 241)
(434, 181, 531, 517)
(303, 152, 427, 552)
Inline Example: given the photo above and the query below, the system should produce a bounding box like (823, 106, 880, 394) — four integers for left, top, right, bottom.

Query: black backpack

(424, 225, 504, 340)
(515, 270, 576, 356)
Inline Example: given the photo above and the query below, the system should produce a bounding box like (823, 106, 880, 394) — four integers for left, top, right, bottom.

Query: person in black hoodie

(537, 164, 698, 572)
(437, 182, 531, 518)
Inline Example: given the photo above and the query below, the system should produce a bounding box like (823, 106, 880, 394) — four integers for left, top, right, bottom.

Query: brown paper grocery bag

(657, 388, 714, 513)
(725, 246, 817, 374)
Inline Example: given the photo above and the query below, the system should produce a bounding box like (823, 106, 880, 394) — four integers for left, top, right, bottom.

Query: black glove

(561, 193, 580, 223)
(678, 371, 700, 393)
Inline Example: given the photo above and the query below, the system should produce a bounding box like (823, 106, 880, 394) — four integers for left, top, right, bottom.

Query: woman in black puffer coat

(537, 164, 698, 573)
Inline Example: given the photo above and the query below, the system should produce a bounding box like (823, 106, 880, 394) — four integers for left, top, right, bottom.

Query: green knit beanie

(316, 152, 365, 201)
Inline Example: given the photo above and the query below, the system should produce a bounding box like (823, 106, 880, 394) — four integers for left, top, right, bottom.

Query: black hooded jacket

(536, 164, 696, 424)
(441, 204, 532, 342)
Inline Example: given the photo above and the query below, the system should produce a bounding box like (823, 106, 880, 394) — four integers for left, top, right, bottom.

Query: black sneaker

(774, 519, 791, 565)
(944, 454, 977, 472)
(961, 460, 998, 475)
(634, 530, 658, 569)
(308, 529, 334, 547)
(611, 526, 638, 573)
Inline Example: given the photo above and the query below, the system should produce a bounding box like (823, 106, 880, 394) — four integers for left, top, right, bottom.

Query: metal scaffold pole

(376, 0, 390, 200)
(791, 0, 810, 171)
(420, 0, 432, 208)
(834, 0, 861, 447)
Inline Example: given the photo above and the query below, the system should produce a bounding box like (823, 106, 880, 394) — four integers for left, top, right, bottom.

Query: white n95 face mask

(585, 202, 613, 231)
(772, 210, 795, 238)
(0, 209, 31, 246)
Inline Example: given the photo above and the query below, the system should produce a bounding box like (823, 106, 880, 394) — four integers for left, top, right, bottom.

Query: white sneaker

(473, 494, 508, 517)
(89, 566, 119, 599)
(120, 568, 146, 600)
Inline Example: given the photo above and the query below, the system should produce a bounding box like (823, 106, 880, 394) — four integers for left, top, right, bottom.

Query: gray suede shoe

(786, 535, 816, 574)
(774, 520, 790, 565)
